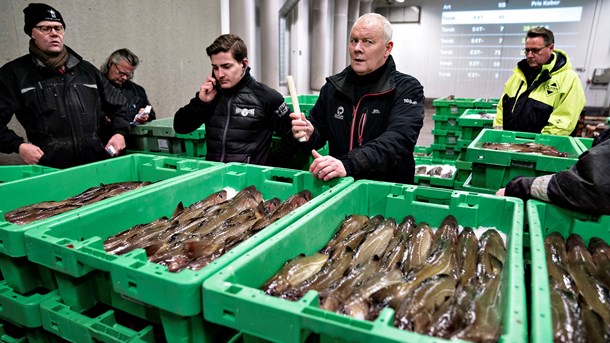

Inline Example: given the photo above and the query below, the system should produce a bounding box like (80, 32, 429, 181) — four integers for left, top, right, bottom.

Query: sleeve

(541, 71, 585, 136)
(0, 67, 26, 153)
(173, 92, 215, 134)
(341, 75, 425, 179)
(97, 73, 130, 137)
(494, 94, 504, 129)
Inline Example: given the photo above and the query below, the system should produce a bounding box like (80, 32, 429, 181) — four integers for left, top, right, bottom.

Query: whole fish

(402, 221, 434, 273)
(566, 234, 610, 325)
(456, 227, 478, 286)
(281, 246, 354, 300)
(545, 231, 576, 293)
(583, 305, 609, 343)
(351, 217, 397, 267)
(339, 268, 405, 320)
(394, 274, 457, 333)
(379, 215, 415, 272)
(319, 255, 381, 312)
(477, 229, 506, 279)
(250, 190, 312, 232)
(170, 189, 228, 225)
(262, 252, 329, 296)
(320, 214, 369, 255)
(425, 282, 477, 339)
(589, 237, 610, 289)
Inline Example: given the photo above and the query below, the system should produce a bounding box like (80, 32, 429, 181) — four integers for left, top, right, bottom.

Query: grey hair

(353, 13, 393, 42)
(100, 48, 140, 76)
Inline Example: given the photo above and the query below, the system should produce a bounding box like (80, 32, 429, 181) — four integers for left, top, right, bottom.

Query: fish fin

(172, 201, 185, 219)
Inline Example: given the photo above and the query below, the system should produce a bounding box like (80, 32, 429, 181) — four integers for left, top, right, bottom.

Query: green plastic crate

(413, 145, 432, 157)
(474, 98, 499, 109)
(0, 319, 61, 343)
(0, 154, 221, 258)
(24, 163, 353, 317)
(432, 129, 460, 145)
(431, 143, 463, 160)
(0, 165, 58, 184)
(203, 181, 526, 343)
(432, 114, 461, 132)
(0, 281, 58, 329)
(574, 137, 594, 152)
(129, 118, 207, 157)
(284, 94, 319, 116)
(527, 200, 610, 343)
(0, 254, 57, 295)
(454, 172, 498, 195)
(457, 108, 497, 142)
(39, 296, 156, 343)
(414, 156, 456, 188)
(433, 97, 476, 117)
(465, 129, 581, 172)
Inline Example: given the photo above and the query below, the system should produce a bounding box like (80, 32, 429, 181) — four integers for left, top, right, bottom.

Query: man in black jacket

(173, 34, 292, 165)
(497, 129, 610, 215)
(0, 3, 130, 168)
(290, 13, 425, 184)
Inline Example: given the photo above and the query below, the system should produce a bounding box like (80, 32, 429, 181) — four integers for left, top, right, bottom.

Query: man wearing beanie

(0, 3, 130, 168)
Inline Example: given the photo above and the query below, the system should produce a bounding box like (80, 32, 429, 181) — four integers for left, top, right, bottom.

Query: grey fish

(320, 215, 369, 255)
(262, 252, 329, 296)
(482, 142, 569, 157)
(351, 217, 397, 267)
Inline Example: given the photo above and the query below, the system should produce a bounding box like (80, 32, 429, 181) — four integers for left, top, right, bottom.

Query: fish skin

(477, 229, 506, 279)
(589, 237, 610, 289)
(394, 274, 457, 333)
(544, 231, 577, 293)
(566, 234, 610, 326)
(318, 255, 381, 312)
(583, 305, 609, 343)
(379, 216, 413, 272)
(456, 227, 478, 286)
(281, 246, 354, 300)
(262, 253, 329, 296)
(403, 222, 434, 273)
(328, 226, 369, 260)
(339, 268, 405, 320)
(320, 215, 369, 255)
(351, 218, 397, 268)
(548, 284, 586, 343)
(104, 217, 171, 255)
(171, 190, 228, 225)
(250, 190, 312, 232)
(425, 282, 476, 339)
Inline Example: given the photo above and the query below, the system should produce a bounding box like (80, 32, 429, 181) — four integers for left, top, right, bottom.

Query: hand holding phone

(199, 73, 219, 103)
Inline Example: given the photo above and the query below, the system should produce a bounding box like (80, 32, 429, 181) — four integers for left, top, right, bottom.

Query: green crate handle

(510, 160, 536, 169)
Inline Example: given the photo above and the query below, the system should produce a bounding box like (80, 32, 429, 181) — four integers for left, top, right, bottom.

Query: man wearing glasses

(0, 3, 129, 168)
(494, 27, 585, 136)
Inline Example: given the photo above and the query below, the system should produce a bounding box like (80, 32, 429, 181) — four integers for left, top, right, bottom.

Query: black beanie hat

(23, 3, 65, 35)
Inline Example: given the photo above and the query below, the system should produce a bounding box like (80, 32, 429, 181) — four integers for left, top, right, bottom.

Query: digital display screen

(437, 0, 585, 93)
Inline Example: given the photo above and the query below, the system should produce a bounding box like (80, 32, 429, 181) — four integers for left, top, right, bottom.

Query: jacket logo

(546, 82, 559, 95)
(334, 106, 345, 120)
(277, 102, 290, 117)
(236, 107, 255, 117)
(372, 109, 380, 114)
(404, 98, 417, 104)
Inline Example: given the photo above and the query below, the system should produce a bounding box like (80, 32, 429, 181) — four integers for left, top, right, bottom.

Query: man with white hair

(290, 13, 425, 184)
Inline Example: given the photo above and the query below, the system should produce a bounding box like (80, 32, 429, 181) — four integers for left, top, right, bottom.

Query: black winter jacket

(506, 129, 610, 215)
(174, 70, 291, 164)
(305, 56, 425, 184)
(0, 47, 130, 168)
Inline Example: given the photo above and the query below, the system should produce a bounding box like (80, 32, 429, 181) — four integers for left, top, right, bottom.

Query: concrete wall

(0, 0, 221, 164)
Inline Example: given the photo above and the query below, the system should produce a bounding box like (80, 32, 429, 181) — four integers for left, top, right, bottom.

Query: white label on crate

(158, 139, 170, 151)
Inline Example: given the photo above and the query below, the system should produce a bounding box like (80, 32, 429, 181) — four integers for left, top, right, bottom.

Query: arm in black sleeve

(173, 92, 215, 134)
(97, 72, 130, 137)
(0, 70, 25, 153)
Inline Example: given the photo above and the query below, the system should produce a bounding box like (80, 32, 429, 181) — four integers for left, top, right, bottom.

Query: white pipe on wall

(229, 0, 258, 80)
(260, 0, 280, 88)
(333, 0, 350, 73)
(310, 0, 332, 90)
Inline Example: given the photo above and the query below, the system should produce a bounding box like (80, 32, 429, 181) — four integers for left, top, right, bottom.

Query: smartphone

(212, 71, 221, 91)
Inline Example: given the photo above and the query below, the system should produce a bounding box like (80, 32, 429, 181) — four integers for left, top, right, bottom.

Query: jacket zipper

(349, 90, 393, 150)
(220, 97, 232, 162)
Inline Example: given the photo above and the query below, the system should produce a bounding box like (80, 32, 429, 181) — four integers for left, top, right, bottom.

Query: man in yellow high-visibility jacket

(494, 27, 585, 136)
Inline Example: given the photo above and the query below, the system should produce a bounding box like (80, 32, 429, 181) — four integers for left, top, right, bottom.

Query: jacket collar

(329, 55, 396, 101)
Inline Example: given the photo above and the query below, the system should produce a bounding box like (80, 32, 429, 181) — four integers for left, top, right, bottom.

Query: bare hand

(198, 74, 218, 103)
(496, 188, 506, 196)
(309, 150, 346, 181)
(133, 108, 149, 123)
(290, 112, 314, 142)
(106, 134, 126, 157)
(19, 143, 44, 164)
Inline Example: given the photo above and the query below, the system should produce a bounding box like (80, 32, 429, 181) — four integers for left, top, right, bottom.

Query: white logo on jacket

(236, 107, 255, 117)
(404, 98, 417, 105)
(334, 106, 345, 120)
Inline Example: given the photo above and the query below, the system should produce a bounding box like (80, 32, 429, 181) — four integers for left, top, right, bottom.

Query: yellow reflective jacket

(494, 49, 585, 136)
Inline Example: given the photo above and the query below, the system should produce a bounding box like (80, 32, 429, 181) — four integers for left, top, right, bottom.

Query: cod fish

(482, 142, 569, 157)
(456, 227, 479, 286)
(589, 237, 610, 289)
(545, 231, 576, 293)
(320, 214, 369, 255)
(549, 284, 585, 343)
(262, 252, 329, 296)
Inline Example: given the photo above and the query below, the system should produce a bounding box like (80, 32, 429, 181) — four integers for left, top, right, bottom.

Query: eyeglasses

(34, 25, 64, 34)
(112, 63, 134, 79)
(523, 45, 549, 55)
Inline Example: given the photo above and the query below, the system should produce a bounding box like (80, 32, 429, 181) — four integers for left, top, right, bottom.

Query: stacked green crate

(431, 97, 476, 160)
(128, 117, 207, 157)
(284, 94, 319, 116)
(24, 163, 353, 342)
(458, 129, 581, 194)
(414, 156, 456, 188)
